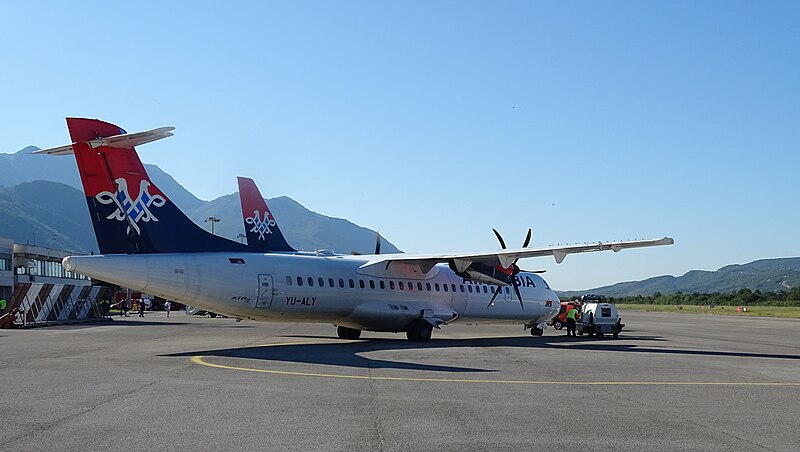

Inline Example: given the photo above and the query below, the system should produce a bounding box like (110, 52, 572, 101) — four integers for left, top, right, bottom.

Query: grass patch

(617, 304, 800, 319)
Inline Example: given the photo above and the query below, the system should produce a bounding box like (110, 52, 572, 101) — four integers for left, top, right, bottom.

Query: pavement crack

(596, 386, 778, 452)
(366, 364, 386, 451)
(4, 379, 162, 449)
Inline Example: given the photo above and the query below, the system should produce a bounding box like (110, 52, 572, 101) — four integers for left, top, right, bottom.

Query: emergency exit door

(256, 274, 274, 308)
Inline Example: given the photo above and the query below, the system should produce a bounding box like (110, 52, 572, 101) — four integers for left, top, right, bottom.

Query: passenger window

(328, 278, 334, 287)
(408, 282, 413, 291)
(359, 280, 365, 289)
(483, 286, 488, 294)
(338, 278, 344, 288)
(443, 284, 448, 292)
(468, 285, 473, 293)
(286, 276, 292, 286)
(370, 280, 375, 289)
(297, 276, 303, 287)
(349, 279, 355, 288)
(505, 287, 510, 294)
(601, 308, 612, 317)
(417, 282, 423, 291)
(451, 284, 456, 292)
(308, 277, 314, 287)
(434, 283, 440, 292)
(380, 281, 386, 289)
(389, 281, 395, 290)
(460, 285, 464, 293)
(426, 283, 431, 291)
(318, 277, 324, 287)
(399, 281, 404, 290)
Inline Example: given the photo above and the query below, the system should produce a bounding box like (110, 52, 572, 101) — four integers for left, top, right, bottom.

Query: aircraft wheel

(530, 328, 543, 336)
(552, 320, 563, 330)
(337, 325, 362, 340)
(613, 332, 619, 339)
(406, 321, 432, 342)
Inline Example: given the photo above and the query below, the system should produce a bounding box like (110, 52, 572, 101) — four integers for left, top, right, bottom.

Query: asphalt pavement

(1, 310, 798, 451)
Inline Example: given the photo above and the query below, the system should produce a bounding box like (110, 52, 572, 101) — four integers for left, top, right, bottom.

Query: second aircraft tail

(237, 176, 296, 252)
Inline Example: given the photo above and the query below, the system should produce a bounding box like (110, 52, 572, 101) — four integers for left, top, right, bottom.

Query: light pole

(237, 233, 246, 244)
(205, 216, 220, 235)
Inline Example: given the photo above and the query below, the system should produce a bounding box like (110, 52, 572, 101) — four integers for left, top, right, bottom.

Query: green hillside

(560, 257, 800, 297)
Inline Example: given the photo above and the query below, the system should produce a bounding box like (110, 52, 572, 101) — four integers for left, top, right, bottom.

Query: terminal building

(0, 236, 109, 327)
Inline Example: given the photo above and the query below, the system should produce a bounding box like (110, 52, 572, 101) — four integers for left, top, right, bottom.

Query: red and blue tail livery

(36, 118, 254, 254)
(237, 176, 295, 252)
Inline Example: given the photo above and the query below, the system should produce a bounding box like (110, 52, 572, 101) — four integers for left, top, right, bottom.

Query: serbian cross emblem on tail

(245, 210, 276, 241)
(95, 178, 166, 234)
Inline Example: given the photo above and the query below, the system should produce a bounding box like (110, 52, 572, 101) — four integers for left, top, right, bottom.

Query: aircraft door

(502, 285, 512, 303)
(256, 274, 274, 308)
(449, 275, 467, 315)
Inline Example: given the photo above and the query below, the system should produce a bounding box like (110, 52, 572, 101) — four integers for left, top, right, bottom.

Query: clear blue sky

(1, 1, 798, 290)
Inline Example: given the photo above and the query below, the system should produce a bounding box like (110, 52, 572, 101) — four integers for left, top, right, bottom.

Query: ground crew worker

(565, 306, 578, 337)
(0, 298, 7, 312)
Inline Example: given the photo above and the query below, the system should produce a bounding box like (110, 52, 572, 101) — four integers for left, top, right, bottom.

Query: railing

(11, 284, 110, 327)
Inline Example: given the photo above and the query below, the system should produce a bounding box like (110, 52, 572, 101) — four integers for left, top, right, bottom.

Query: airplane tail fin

(237, 177, 295, 252)
(37, 118, 254, 254)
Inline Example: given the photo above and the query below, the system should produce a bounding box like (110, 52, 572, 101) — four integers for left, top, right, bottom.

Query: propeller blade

(375, 231, 381, 255)
(522, 228, 532, 248)
(486, 285, 503, 308)
(492, 228, 507, 249)
(512, 278, 524, 309)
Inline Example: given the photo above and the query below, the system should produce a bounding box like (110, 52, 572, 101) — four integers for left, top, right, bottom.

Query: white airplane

(37, 118, 674, 342)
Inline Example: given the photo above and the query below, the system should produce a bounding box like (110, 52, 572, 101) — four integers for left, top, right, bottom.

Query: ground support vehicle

(576, 302, 624, 338)
(549, 301, 581, 330)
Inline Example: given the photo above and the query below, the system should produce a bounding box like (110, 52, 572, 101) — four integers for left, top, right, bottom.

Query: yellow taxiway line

(190, 341, 800, 386)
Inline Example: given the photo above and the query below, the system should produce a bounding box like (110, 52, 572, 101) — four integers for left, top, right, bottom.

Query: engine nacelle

(449, 260, 515, 286)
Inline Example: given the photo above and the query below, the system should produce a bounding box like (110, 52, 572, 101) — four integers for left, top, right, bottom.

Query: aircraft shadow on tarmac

(164, 333, 799, 373)
(106, 319, 191, 327)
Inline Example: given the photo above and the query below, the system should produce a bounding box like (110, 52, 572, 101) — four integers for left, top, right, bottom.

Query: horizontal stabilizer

(34, 127, 175, 155)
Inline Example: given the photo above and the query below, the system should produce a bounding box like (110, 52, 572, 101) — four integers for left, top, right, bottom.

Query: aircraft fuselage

(64, 252, 560, 332)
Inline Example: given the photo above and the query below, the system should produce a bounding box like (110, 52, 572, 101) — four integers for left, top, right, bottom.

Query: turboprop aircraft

(37, 118, 674, 342)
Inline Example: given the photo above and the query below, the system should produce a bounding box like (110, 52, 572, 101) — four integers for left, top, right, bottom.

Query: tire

(552, 320, 563, 330)
(530, 328, 543, 336)
(406, 321, 433, 342)
(337, 325, 362, 340)
(613, 332, 619, 339)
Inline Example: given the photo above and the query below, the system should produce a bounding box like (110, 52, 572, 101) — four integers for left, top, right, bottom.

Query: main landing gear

(530, 327, 544, 336)
(406, 320, 433, 342)
(337, 325, 362, 340)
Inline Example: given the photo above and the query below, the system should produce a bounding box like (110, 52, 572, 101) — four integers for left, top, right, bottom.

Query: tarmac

(1, 310, 798, 451)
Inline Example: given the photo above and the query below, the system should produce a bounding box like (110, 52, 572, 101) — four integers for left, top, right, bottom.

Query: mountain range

(2, 146, 797, 295)
(559, 257, 800, 297)
(0, 146, 400, 255)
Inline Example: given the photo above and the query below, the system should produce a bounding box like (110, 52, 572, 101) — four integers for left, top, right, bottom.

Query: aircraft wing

(358, 237, 674, 273)
(34, 127, 175, 155)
